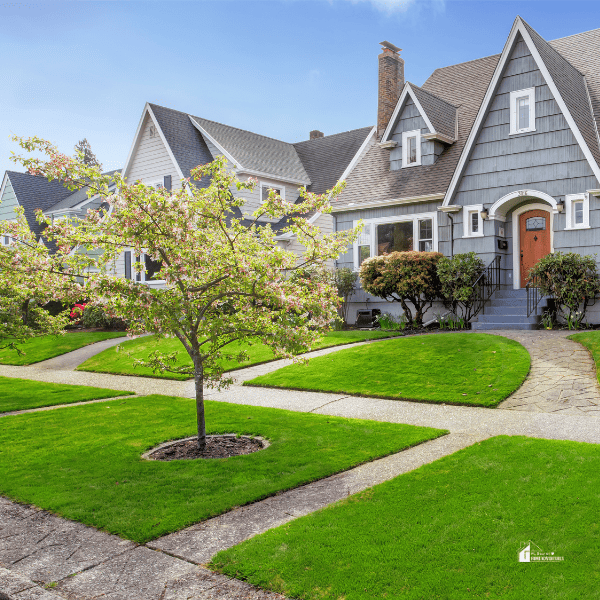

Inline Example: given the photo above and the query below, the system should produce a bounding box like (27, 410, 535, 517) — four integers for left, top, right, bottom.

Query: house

(335, 17, 600, 329)
(0, 105, 374, 282)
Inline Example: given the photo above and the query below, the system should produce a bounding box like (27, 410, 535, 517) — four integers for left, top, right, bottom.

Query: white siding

(0, 177, 19, 221)
(126, 114, 182, 190)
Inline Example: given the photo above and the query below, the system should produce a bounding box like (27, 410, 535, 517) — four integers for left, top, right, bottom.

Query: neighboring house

(336, 17, 600, 329)
(0, 105, 373, 284)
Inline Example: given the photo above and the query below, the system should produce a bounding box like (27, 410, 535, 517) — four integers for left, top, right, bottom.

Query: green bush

(359, 251, 443, 327)
(82, 305, 127, 330)
(437, 252, 485, 322)
(332, 267, 358, 325)
(529, 252, 600, 326)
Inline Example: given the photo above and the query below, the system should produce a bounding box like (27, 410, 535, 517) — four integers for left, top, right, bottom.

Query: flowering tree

(12, 136, 358, 449)
(0, 207, 83, 353)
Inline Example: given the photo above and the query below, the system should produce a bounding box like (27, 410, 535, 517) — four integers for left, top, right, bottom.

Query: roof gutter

(332, 192, 445, 213)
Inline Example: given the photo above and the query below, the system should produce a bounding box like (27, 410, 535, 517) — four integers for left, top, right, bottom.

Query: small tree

(0, 207, 81, 352)
(332, 267, 357, 325)
(12, 136, 358, 450)
(529, 252, 600, 325)
(74, 138, 102, 169)
(359, 251, 443, 327)
(437, 252, 485, 322)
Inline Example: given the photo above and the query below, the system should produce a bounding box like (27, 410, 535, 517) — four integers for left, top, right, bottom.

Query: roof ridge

(293, 126, 373, 146)
(550, 26, 600, 43)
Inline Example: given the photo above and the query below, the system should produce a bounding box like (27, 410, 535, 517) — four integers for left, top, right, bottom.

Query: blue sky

(2, 0, 600, 175)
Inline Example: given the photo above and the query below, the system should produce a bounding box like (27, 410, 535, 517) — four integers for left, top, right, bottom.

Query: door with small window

(519, 209, 551, 287)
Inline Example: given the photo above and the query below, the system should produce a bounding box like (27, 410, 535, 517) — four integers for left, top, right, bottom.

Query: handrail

(470, 255, 501, 320)
(526, 275, 543, 317)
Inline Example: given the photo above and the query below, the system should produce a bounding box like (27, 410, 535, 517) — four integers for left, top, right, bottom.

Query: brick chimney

(310, 130, 324, 140)
(378, 41, 404, 139)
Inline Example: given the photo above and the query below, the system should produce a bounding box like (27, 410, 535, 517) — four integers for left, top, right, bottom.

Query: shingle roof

(189, 116, 311, 184)
(339, 20, 600, 209)
(149, 104, 213, 187)
(6, 171, 74, 239)
(44, 170, 121, 213)
(409, 84, 457, 140)
(522, 19, 600, 167)
(292, 127, 373, 194)
(339, 54, 500, 208)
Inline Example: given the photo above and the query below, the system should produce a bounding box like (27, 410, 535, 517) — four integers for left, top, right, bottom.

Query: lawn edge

(567, 332, 600, 385)
(74, 334, 405, 382)
(0, 332, 127, 366)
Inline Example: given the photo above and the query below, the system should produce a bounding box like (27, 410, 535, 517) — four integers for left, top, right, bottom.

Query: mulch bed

(148, 435, 265, 461)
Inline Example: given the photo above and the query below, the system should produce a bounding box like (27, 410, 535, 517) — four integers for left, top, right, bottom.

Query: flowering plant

(10, 136, 359, 449)
(70, 303, 87, 321)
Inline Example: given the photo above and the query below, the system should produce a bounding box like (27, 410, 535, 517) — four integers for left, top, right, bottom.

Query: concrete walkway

(1, 329, 600, 599)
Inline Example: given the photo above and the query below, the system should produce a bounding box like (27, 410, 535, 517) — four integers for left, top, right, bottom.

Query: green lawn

(0, 376, 132, 413)
(0, 395, 444, 542)
(0, 331, 126, 365)
(245, 333, 530, 407)
(569, 331, 600, 383)
(76, 330, 401, 381)
(212, 436, 600, 600)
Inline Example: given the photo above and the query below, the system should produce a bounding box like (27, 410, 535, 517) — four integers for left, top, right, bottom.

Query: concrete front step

(491, 289, 529, 299)
(477, 314, 539, 324)
(483, 306, 541, 316)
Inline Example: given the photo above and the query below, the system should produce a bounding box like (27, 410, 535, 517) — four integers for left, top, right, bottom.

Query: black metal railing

(526, 275, 542, 317)
(470, 255, 502, 320)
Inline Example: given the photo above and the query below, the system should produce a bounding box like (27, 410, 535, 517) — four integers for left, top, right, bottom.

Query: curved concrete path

(2, 329, 600, 600)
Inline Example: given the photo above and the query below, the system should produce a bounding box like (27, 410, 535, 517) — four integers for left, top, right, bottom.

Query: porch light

(480, 209, 489, 220)
(556, 201, 565, 213)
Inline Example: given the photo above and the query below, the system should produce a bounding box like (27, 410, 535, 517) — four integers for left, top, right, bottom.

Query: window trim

(352, 211, 438, 270)
(565, 193, 590, 230)
(146, 179, 166, 191)
(462, 204, 484, 238)
(130, 251, 165, 284)
(401, 129, 422, 168)
(259, 181, 286, 201)
(509, 87, 536, 135)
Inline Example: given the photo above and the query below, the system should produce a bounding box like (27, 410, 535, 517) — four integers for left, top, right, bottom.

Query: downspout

(447, 212, 455, 257)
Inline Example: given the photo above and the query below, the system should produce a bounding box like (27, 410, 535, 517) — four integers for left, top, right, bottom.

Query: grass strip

(212, 436, 600, 600)
(0, 395, 444, 542)
(0, 376, 132, 413)
(0, 331, 126, 365)
(76, 330, 401, 381)
(568, 331, 600, 383)
(245, 333, 530, 407)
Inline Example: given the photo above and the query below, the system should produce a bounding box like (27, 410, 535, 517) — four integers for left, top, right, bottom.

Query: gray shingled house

(335, 16, 600, 329)
(0, 104, 373, 282)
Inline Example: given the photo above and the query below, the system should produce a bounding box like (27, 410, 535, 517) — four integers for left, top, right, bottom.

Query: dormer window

(260, 182, 285, 201)
(402, 130, 421, 167)
(510, 88, 535, 135)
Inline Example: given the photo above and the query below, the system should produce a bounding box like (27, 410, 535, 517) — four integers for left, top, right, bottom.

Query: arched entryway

(488, 190, 557, 289)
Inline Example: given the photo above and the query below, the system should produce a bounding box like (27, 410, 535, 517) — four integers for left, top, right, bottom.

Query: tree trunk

(193, 356, 206, 451)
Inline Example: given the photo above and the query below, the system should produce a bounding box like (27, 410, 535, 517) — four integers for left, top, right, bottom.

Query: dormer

(379, 82, 458, 171)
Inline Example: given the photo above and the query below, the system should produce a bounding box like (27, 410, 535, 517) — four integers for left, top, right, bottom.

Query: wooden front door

(520, 209, 551, 287)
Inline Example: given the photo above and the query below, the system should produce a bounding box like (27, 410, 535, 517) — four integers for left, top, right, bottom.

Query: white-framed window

(509, 87, 536, 135)
(402, 130, 421, 167)
(124, 250, 164, 283)
(1, 235, 12, 246)
(462, 204, 484, 238)
(352, 212, 437, 269)
(260, 182, 285, 202)
(565, 193, 590, 229)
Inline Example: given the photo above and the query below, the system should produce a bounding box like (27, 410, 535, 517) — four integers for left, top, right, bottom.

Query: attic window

(401, 130, 421, 167)
(149, 124, 157, 138)
(260, 182, 285, 202)
(510, 88, 535, 135)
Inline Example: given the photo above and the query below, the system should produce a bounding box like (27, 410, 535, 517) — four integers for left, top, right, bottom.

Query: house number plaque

(517, 190, 528, 196)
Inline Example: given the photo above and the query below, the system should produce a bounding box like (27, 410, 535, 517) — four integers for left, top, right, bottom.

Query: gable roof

(443, 16, 600, 205)
(292, 126, 374, 195)
(190, 115, 311, 184)
(381, 82, 458, 144)
(337, 54, 500, 210)
(6, 171, 74, 238)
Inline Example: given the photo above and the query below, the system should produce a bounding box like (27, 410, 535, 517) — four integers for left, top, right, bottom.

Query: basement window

(509, 88, 536, 135)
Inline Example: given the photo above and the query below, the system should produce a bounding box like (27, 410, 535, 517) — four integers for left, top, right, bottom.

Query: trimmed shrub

(437, 252, 485, 322)
(528, 252, 600, 325)
(82, 304, 128, 330)
(360, 251, 443, 327)
(332, 267, 358, 325)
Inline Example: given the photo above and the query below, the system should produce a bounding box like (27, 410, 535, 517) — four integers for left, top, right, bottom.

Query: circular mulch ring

(142, 434, 269, 461)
